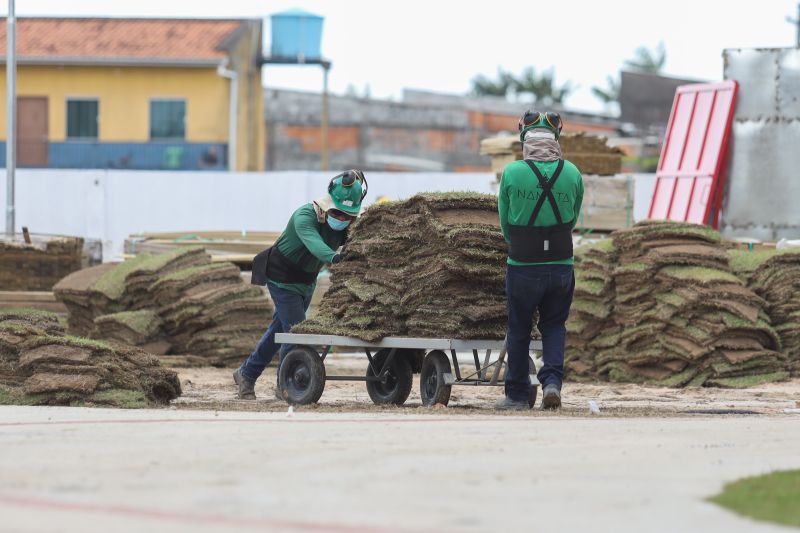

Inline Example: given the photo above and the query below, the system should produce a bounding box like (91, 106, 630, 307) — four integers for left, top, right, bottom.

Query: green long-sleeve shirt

(498, 159, 584, 266)
(268, 203, 348, 297)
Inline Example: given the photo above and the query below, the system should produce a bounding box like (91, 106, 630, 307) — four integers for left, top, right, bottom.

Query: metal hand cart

(274, 333, 543, 407)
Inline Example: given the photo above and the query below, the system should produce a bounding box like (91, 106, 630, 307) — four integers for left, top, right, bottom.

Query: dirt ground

(172, 352, 800, 416)
(3, 353, 799, 532)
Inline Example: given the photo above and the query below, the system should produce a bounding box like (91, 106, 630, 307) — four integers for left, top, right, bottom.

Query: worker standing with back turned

(496, 111, 583, 410)
(234, 170, 367, 400)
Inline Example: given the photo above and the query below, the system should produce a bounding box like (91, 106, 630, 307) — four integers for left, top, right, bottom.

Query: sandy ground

(173, 352, 800, 417)
(1, 354, 799, 533)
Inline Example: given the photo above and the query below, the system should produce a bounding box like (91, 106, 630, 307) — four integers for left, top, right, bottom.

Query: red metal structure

(648, 81, 739, 228)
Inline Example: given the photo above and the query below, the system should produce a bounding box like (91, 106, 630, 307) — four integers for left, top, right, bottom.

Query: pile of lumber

(479, 132, 623, 177)
(559, 133, 624, 176)
(730, 249, 800, 376)
(294, 193, 523, 342)
(54, 248, 272, 366)
(480, 134, 633, 231)
(0, 308, 180, 407)
(566, 221, 789, 388)
(0, 236, 83, 290)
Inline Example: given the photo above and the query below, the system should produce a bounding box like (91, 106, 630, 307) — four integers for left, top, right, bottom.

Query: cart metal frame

(274, 333, 543, 406)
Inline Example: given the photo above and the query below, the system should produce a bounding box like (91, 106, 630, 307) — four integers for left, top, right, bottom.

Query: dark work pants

(504, 263, 575, 402)
(239, 282, 312, 383)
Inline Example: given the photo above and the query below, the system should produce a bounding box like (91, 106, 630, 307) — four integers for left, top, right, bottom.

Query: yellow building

(0, 17, 265, 171)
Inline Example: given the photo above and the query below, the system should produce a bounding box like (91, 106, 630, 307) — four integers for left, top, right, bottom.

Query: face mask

(327, 215, 351, 231)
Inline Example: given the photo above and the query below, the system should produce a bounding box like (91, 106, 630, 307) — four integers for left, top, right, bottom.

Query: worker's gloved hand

(331, 253, 345, 264)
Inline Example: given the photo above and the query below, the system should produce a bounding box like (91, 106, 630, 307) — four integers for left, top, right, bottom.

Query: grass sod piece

(0, 307, 60, 322)
(657, 265, 742, 286)
(92, 246, 207, 300)
(295, 192, 516, 342)
(570, 299, 611, 319)
(574, 278, 606, 297)
(709, 469, 800, 528)
(0, 307, 65, 335)
(1, 327, 180, 407)
(88, 388, 149, 408)
(94, 309, 162, 338)
(704, 371, 791, 388)
(153, 261, 235, 285)
(727, 249, 778, 275)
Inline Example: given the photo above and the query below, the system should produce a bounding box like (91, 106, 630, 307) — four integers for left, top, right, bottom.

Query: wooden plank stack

(0, 236, 83, 291)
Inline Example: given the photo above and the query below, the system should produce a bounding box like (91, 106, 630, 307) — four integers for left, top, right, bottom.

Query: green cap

(329, 176, 363, 215)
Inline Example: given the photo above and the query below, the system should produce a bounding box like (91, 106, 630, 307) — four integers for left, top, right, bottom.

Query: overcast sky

(7, 0, 800, 113)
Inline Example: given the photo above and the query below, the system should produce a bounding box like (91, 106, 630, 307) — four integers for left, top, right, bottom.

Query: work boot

(233, 368, 256, 400)
(494, 396, 530, 411)
(541, 384, 562, 410)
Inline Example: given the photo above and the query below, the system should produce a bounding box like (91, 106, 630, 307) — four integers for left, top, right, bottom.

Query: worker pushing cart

(234, 170, 368, 400)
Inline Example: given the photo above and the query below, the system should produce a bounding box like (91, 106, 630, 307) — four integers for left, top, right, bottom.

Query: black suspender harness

(251, 220, 345, 286)
(506, 159, 574, 263)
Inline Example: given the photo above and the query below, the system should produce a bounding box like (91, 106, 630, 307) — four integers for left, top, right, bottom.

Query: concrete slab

(1, 405, 799, 533)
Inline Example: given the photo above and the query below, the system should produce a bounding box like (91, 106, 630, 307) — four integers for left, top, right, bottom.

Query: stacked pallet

(294, 193, 519, 342)
(0, 236, 83, 290)
(479, 132, 623, 177)
(0, 308, 180, 407)
(559, 132, 624, 176)
(729, 249, 800, 376)
(54, 248, 272, 366)
(566, 221, 789, 387)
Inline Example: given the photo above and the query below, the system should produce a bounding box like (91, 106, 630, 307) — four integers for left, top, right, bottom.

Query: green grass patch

(660, 265, 741, 285)
(0, 307, 60, 322)
(575, 279, 606, 296)
(156, 262, 230, 283)
(95, 309, 161, 336)
(90, 388, 148, 408)
(728, 249, 778, 274)
(0, 385, 21, 405)
(616, 262, 651, 273)
(63, 335, 113, 350)
(92, 253, 155, 299)
(572, 299, 609, 318)
(0, 322, 46, 336)
(706, 371, 790, 389)
(92, 247, 204, 299)
(576, 238, 615, 255)
(655, 292, 687, 308)
(710, 469, 800, 527)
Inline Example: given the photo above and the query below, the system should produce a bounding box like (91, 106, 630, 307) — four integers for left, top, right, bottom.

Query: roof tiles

(0, 17, 250, 64)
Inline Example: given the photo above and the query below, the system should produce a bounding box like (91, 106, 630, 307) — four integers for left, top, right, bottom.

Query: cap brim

(336, 202, 362, 216)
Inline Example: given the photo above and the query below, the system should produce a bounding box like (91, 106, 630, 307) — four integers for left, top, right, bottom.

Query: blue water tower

(270, 9, 324, 62)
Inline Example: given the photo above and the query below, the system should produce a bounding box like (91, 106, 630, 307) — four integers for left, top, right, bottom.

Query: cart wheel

(420, 350, 452, 407)
(366, 349, 413, 406)
(279, 346, 326, 405)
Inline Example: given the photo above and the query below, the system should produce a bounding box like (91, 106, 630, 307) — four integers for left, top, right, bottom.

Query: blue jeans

(239, 283, 312, 383)
(505, 263, 575, 401)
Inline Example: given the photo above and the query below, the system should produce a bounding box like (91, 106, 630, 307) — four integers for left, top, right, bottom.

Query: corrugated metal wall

(721, 48, 800, 241)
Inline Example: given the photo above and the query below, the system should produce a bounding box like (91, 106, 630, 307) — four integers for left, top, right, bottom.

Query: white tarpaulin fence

(0, 169, 656, 261)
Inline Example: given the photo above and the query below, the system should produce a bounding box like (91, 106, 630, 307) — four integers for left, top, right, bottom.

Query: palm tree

(591, 43, 667, 107)
(513, 67, 573, 105)
(624, 42, 667, 74)
(591, 75, 620, 104)
(471, 68, 515, 97)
